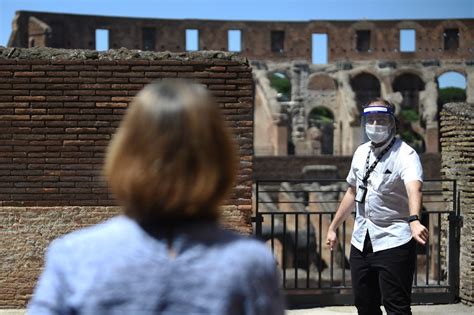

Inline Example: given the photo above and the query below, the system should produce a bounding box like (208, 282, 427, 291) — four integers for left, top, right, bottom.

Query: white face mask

(365, 124, 390, 144)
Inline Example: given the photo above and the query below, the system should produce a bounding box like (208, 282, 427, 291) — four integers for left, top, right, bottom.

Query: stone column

(420, 80, 440, 152)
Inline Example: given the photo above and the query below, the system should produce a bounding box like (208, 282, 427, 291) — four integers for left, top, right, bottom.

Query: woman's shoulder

(213, 230, 276, 266)
(49, 215, 139, 254)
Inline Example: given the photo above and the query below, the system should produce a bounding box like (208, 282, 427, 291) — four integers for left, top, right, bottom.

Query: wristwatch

(408, 215, 419, 223)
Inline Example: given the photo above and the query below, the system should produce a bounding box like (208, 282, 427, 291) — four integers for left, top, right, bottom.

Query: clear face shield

(361, 105, 396, 145)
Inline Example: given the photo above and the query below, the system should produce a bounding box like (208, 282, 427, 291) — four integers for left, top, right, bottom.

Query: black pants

(350, 233, 416, 315)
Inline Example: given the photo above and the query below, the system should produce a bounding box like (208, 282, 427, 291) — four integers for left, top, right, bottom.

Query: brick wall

(440, 102, 474, 304)
(0, 47, 254, 307)
(254, 153, 441, 181)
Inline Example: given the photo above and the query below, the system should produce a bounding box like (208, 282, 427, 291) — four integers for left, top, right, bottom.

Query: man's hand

(326, 228, 337, 251)
(410, 220, 429, 245)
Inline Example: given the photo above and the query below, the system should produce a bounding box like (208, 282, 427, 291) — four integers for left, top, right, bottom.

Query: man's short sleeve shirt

(346, 138, 423, 252)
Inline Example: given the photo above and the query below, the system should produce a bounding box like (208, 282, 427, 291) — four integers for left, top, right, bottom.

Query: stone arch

(308, 73, 337, 91)
(307, 106, 334, 155)
(436, 71, 467, 106)
(392, 73, 426, 153)
(268, 71, 292, 102)
(350, 72, 381, 112)
(393, 72, 425, 110)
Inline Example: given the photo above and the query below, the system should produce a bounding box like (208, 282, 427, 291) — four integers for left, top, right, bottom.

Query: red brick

(78, 84, 111, 89)
(65, 128, 97, 134)
(46, 71, 79, 77)
(79, 96, 111, 102)
(15, 109, 46, 115)
(14, 96, 46, 102)
(0, 115, 30, 121)
(0, 90, 30, 95)
(96, 77, 128, 83)
(95, 90, 128, 96)
(12, 84, 46, 89)
(96, 102, 128, 108)
(31, 77, 64, 83)
(65, 65, 97, 71)
(45, 96, 79, 102)
(64, 90, 95, 96)
(32, 65, 64, 71)
(14, 71, 45, 77)
(144, 72, 177, 78)
(63, 77, 96, 83)
(47, 84, 78, 90)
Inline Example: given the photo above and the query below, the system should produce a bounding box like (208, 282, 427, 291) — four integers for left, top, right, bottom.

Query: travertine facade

(7, 11, 474, 156)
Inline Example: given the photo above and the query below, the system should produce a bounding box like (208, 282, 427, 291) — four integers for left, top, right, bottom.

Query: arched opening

(308, 107, 334, 155)
(269, 72, 291, 102)
(437, 71, 467, 108)
(350, 72, 381, 113)
(393, 73, 424, 110)
(436, 71, 467, 153)
(393, 73, 425, 153)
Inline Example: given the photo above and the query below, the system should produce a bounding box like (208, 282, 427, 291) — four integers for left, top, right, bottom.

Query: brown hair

(104, 80, 237, 223)
(366, 98, 395, 113)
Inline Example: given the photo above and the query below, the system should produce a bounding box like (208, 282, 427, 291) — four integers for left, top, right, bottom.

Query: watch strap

(408, 215, 419, 223)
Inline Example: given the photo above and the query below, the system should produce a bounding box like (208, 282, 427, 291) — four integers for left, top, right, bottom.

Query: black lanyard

(362, 137, 396, 185)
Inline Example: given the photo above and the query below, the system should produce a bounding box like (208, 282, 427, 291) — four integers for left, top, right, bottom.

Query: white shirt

(346, 137, 423, 252)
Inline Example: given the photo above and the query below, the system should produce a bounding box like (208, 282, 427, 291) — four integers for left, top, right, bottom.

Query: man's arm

(326, 186, 356, 251)
(406, 180, 429, 245)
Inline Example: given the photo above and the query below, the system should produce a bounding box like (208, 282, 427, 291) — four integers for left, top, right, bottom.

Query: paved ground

(286, 303, 473, 315)
(1, 304, 472, 314)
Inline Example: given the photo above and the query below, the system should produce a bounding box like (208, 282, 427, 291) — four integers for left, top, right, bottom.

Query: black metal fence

(253, 179, 461, 307)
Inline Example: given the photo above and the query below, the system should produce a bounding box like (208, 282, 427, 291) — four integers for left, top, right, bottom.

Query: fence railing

(253, 179, 461, 306)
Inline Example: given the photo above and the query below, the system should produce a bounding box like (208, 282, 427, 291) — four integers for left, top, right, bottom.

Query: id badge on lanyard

(355, 185, 367, 203)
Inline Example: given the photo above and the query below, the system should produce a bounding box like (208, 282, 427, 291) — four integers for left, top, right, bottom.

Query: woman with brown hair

(28, 80, 285, 315)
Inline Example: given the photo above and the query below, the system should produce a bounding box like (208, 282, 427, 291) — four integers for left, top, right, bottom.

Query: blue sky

(0, 0, 472, 87)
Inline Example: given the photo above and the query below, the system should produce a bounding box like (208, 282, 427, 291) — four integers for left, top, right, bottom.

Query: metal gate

(252, 179, 461, 307)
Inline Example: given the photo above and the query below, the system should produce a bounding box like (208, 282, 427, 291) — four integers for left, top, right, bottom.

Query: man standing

(326, 99, 429, 315)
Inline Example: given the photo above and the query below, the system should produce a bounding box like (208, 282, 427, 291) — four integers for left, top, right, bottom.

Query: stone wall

(254, 153, 441, 181)
(8, 11, 474, 63)
(440, 102, 474, 304)
(0, 47, 254, 308)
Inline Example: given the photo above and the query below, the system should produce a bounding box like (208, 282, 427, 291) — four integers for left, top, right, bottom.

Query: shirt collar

(370, 135, 395, 154)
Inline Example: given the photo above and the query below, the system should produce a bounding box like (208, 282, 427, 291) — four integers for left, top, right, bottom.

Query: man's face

(365, 113, 391, 126)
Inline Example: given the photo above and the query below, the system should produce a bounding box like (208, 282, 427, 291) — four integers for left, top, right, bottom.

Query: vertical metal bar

(414, 243, 418, 286)
(437, 212, 441, 285)
(448, 183, 461, 303)
(318, 212, 322, 288)
(271, 214, 274, 251)
(330, 213, 334, 287)
(453, 180, 457, 215)
(306, 213, 310, 288)
(255, 181, 262, 236)
(294, 213, 298, 289)
(342, 220, 346, 286)
(425, 219, 430, 286)
(283, 213, 287, 289)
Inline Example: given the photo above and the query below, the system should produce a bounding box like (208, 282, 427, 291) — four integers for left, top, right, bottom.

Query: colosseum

(8, 11, 474, 156)
(2, 11, 474, 307)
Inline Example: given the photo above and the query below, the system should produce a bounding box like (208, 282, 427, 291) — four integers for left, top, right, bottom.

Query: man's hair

(104, 80, 237, 223)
